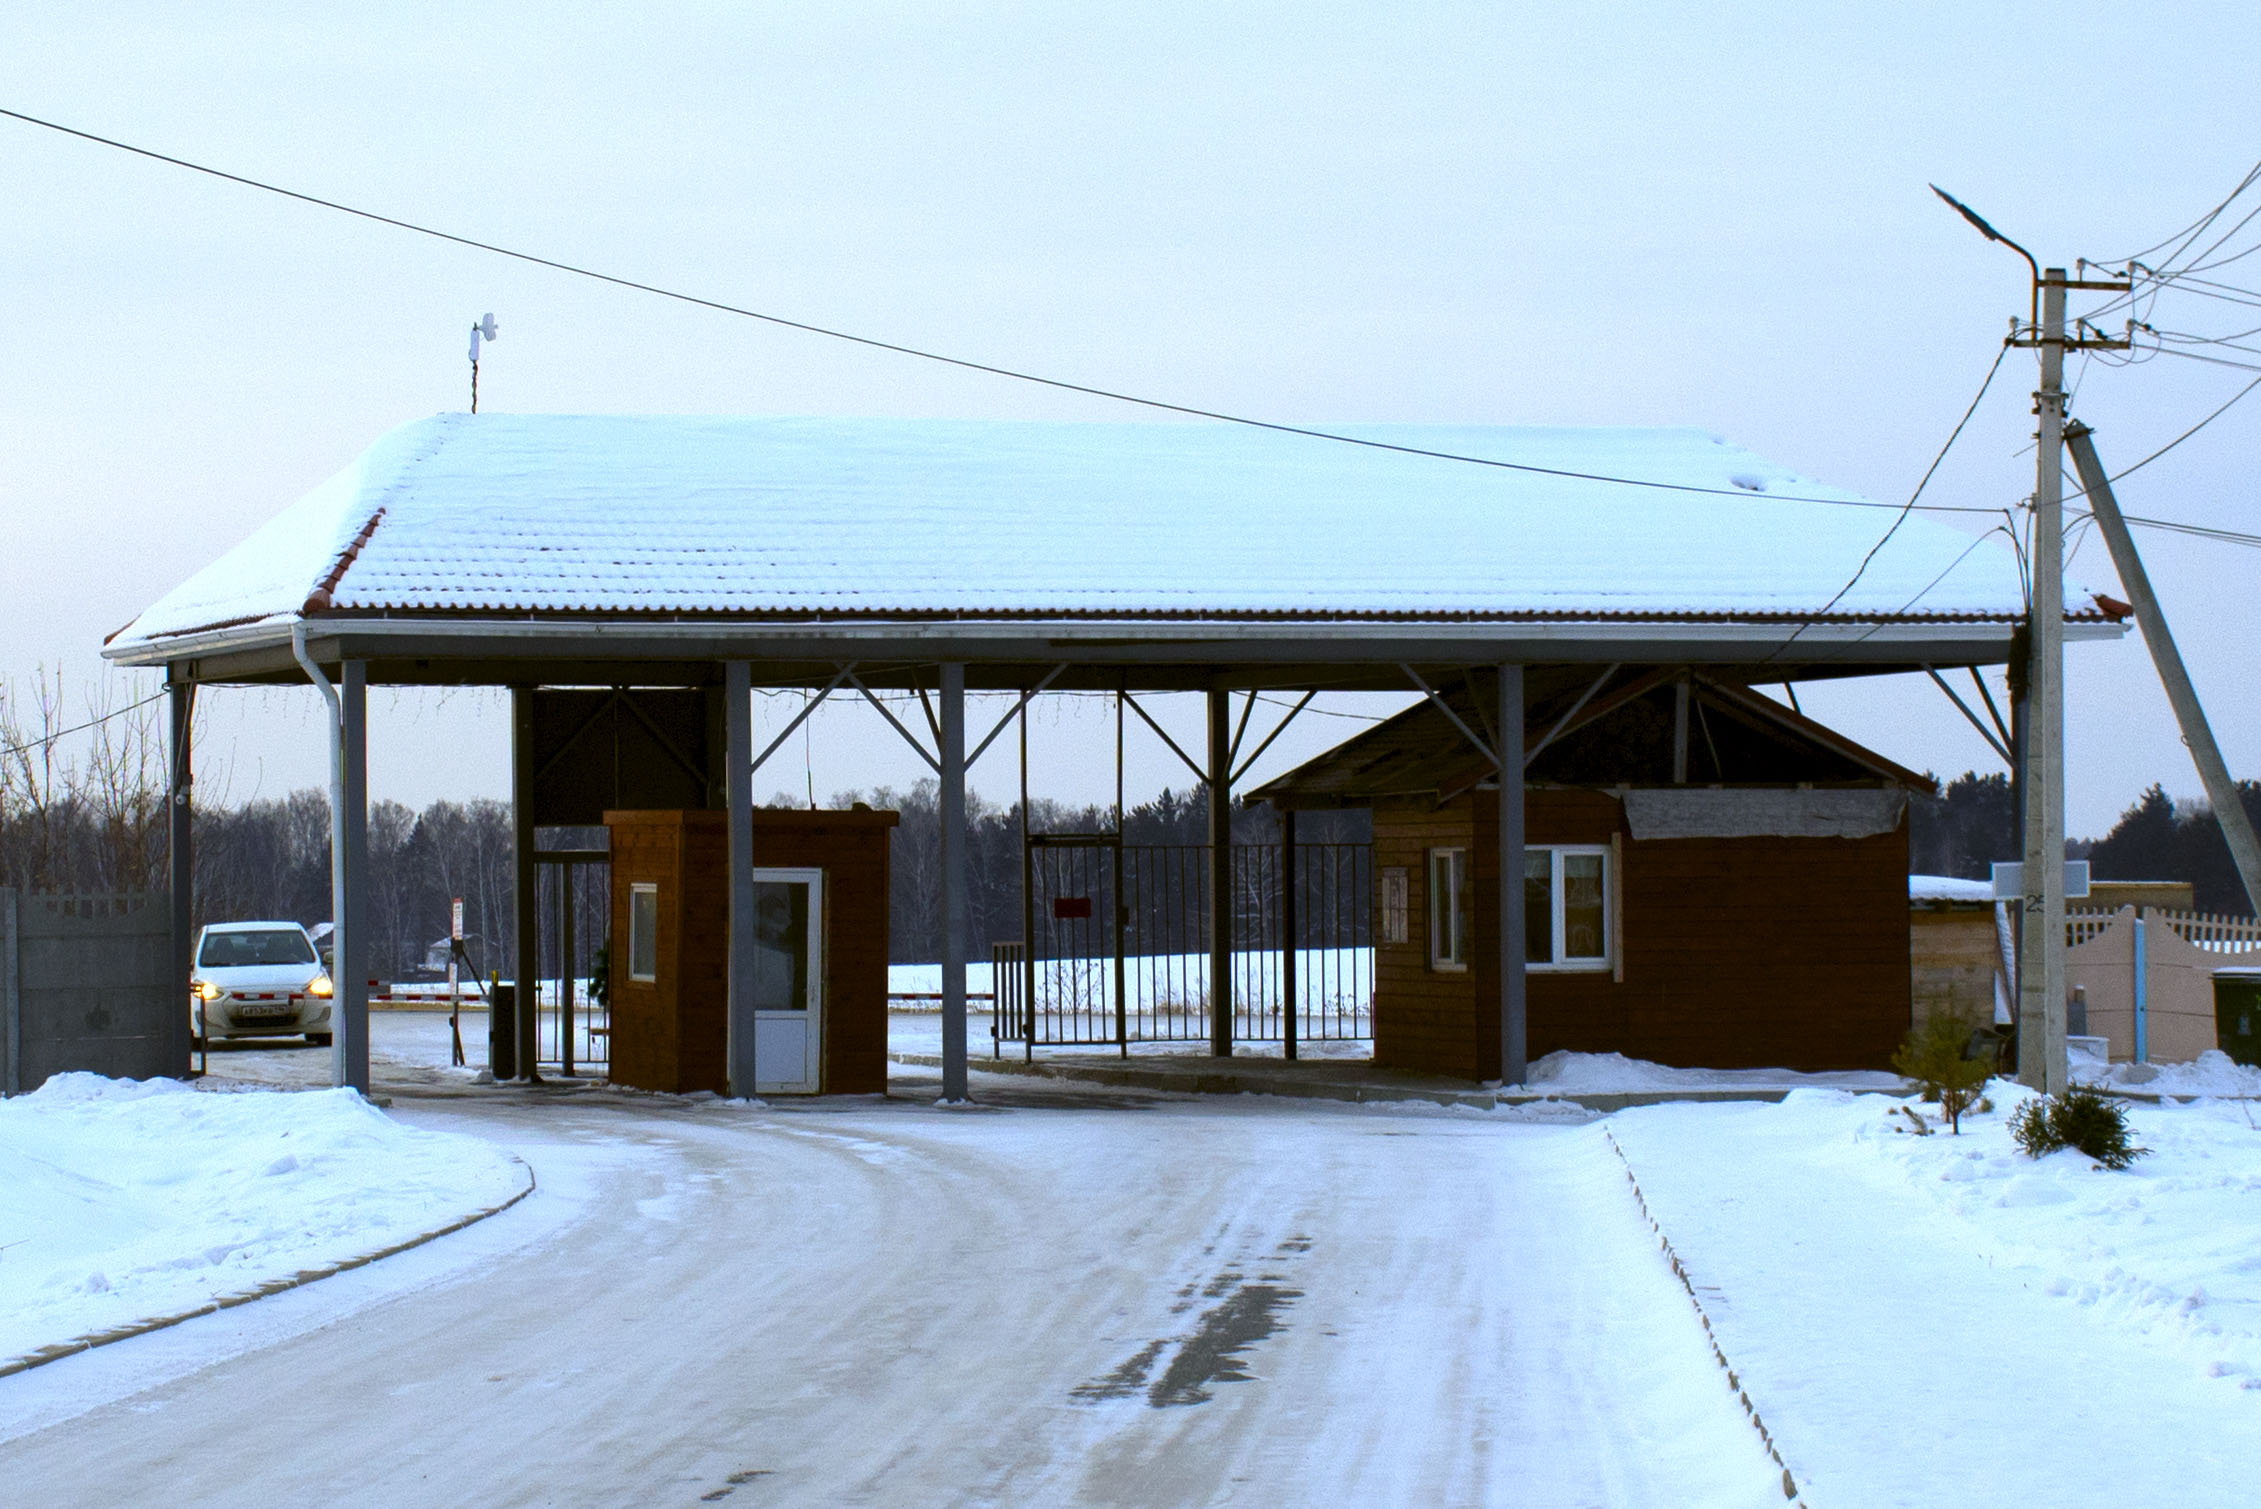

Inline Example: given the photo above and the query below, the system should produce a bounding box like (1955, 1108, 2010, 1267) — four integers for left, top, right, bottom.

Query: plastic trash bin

(2214, 967, 2261, 1068)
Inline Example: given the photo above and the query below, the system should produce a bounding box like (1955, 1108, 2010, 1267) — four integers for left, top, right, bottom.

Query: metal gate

(991, 839, 1373, 1055)
(532, 850, 610, 1077)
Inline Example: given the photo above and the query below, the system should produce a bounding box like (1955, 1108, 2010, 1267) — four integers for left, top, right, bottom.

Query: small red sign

(1051, 896, 1095, 920)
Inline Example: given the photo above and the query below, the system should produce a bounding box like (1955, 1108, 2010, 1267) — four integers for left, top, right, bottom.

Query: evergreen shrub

(2009, 1086, 2149, 1169)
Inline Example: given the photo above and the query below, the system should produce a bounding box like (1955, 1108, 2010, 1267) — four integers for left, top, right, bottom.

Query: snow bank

(0, 1075, 526, 1366)
(1526, 1049, 1903, 1094)
(1609, 1087, 2261, 1501)
(2079, 1047, 2261, 1099)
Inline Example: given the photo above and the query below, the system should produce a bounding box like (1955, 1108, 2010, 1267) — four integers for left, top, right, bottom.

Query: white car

(190, 921, 335, 1047)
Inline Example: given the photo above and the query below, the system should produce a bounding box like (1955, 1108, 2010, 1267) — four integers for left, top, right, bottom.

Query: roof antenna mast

(468, 312, 498, 413)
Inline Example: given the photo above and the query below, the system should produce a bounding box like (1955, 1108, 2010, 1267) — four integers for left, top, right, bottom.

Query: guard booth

(603, 807, 897, 1095)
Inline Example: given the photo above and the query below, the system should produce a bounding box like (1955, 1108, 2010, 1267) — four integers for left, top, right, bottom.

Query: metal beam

(846, 669, 941, 774)
(726, 661, 758, 1097)
(1230, 691, 1315, 786)
(1400, 663, 1500, 770)
(1969, 666, 2013, 751)
(1121, 692, 1209, 782)
(1208, 689, 1233, 1058)
(1498, 663, 1528, 1086)
(167, 679, 194, 1079)
(1924, 665, 2012, 766)
(2068, 422, 2261, 914)
(1523, 663, 1618, 770)
(1672, 674, 1691, 784)
(336, 661, 370, 1095)
(508, 688, 537, 1081)
(967, 664, 1067, 770)
(939, 663, 970, 1102)
(749, 667, 853, 776)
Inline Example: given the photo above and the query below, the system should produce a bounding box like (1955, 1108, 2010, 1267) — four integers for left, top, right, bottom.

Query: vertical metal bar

(1498, 663, 1528, 1086)
(2133, 910, 2149, 1065)
(336, 661, 370, 1095)
(1282, 808, 1298, 1061)
(1020, 690, 1035, 1062)
(939, 663, 969, 1100)
(725, 661, 757, 1097)
(560, 861, 576, 1076)
(167, 679, 194, 1078)
(1208, 689, 1233, 1056)
(1114, 839, 1128, 1057)
(1671, 674, 1690, 785)
(508, 687, 537, 1082)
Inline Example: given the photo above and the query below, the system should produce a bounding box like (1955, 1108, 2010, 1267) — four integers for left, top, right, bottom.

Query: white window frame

(1526, 844, 1614, 974)
(627, 882, 660, 983)
(1428, 847, 1468, 972)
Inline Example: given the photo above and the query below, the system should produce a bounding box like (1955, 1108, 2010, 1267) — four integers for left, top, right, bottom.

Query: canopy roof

(104, 413, 2117, 687)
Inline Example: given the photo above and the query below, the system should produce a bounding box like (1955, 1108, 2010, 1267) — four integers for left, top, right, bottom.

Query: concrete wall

(1, 889, 179, 1095)
(2066, 905, 2261, 1063)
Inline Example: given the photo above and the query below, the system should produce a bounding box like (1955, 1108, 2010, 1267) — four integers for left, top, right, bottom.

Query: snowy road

(0, 1070, 1783, 1507)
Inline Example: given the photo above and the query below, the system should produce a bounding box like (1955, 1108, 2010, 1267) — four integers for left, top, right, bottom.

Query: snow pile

(1909, 873, 1994, 903)
(2079, 1048, 2261, 1099)
(0, 1075, 526, 1364)
(1525, 1049, 1902, 1094)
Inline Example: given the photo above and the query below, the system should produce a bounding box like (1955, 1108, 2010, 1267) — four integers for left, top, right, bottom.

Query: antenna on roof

(467, 313, 498, 413)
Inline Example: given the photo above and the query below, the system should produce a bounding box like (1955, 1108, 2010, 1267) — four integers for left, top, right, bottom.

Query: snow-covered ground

(1526, 1049, 1903, 1095)
(0, 1074, 526, 1367)
(1609, 1084, 2261, 1505)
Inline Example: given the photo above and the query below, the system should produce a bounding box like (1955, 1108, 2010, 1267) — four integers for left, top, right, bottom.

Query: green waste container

(2215, 968, 2261, 1068)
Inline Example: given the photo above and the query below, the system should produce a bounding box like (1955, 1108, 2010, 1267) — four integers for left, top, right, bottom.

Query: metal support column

(1498, 663, 1528, 1086)
(558, 863, 576, 1076)
(1281, 806, 1298, 1062)
(335, 661, 370, 1094)
(2019, 272, 2070, 1094)
(939, 664, 970, 1101)
(507, 687, 537, 1081)
(725, 661, 758, 1097)
(1208, 688, 1233, 1057)
(167, 678, 195, 1078)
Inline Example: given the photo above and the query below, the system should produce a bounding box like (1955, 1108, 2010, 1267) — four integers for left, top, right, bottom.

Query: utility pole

(2018, 271, 2070, 1093)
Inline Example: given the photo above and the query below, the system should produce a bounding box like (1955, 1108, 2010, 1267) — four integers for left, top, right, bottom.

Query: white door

(750, 868, 823, 1093)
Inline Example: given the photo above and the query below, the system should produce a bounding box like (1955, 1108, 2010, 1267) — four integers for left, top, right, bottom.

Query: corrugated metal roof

(109, 412, 2060, 649)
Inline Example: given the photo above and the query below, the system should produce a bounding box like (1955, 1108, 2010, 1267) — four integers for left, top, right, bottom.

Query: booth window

(628, 882, 660, 982)
(1428, 848, 1468, 971)
(1525, 846, 1611, 971)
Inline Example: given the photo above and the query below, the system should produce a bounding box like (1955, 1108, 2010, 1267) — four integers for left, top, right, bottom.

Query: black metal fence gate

(531, 850, 610, 1077)
(991, 838, 1372, 1056)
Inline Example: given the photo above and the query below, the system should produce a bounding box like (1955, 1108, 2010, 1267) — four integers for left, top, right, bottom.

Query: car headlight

(308, 975, 334, 998)
(193, 979, 222, 1001)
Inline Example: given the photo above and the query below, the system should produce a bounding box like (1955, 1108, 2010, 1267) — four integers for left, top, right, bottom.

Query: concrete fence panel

(1, 889, 179, 1095)
(2067, 905, 2261, 1064)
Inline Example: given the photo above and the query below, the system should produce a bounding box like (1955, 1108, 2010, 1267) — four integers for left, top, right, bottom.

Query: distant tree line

(1910, 769, 2261, 916)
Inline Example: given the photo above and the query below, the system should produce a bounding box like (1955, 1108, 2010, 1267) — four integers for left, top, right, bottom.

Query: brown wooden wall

(1372, 788, 1912, 1080)
(602, 808, 895, 1095)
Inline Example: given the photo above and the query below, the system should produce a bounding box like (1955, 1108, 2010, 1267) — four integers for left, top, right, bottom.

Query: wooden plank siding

(1374, 788, 1911, 1080)
(602, 808, 896, 1094)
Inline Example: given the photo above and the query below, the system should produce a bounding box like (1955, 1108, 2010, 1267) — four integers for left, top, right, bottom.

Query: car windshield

(198, 929, 316, 967)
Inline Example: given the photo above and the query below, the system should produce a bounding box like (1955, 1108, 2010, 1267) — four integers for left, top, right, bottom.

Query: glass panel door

(750, 868, 823, 1092)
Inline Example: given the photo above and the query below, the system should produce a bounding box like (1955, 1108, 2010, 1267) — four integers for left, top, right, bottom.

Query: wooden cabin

(1254, 672, 1933, 1078)
(603, 807, 898, 1095)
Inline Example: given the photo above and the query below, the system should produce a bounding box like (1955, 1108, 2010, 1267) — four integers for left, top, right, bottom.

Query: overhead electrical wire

(0, 690, 169, 761)
(0, 104, 2009, 518)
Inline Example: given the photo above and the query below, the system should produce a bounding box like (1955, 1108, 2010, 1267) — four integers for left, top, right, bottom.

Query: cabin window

(1428, 848, 1469, 971)
(1525, 846, 1612, 971)
(1379, 867, 1409, 945)
(628, 883, 660, 982)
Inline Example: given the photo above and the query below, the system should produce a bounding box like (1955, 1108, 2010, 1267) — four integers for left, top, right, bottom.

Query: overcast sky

(3, 2, 2258, 837)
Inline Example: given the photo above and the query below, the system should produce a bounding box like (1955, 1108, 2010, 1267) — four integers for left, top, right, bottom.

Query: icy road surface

(0, 1071, 1783, 1507)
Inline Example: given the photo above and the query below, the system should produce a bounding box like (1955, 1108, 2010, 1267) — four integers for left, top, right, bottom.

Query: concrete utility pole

(2065, 424, 2261, 914)
(2019, 271, 2071, 1094)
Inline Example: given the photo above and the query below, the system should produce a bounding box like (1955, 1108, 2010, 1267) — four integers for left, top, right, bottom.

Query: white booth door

(750, 868, 823, 1094)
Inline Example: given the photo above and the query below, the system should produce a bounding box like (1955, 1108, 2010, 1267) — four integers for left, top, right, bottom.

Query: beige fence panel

(2066, 905, 2261, 1064)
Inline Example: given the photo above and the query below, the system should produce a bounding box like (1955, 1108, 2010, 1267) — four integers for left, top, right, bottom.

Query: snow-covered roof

(1909, 874, 1996, 904)
(108, 413, 2083, 651)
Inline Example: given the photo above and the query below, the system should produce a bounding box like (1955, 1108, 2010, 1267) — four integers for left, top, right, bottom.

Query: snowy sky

(4, 2, 2258, 837)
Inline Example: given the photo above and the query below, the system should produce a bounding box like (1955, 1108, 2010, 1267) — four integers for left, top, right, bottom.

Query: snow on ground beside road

(0, 1075, 526, 1365)
(1609, 1086, 2261, 1505)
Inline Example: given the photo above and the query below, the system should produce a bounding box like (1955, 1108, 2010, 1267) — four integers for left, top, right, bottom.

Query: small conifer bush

(1891, 1012, 1994, 1133)
(2008, 1086, 2149, 1169)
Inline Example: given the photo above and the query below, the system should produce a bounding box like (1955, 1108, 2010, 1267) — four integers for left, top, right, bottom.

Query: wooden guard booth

(604, 807, 897, 1095)
(1256, 672, 1933, 1077)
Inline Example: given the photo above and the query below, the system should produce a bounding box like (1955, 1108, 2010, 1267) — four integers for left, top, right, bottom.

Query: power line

(0, 104, 2009, 518)
(0, 690, 168, 761)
